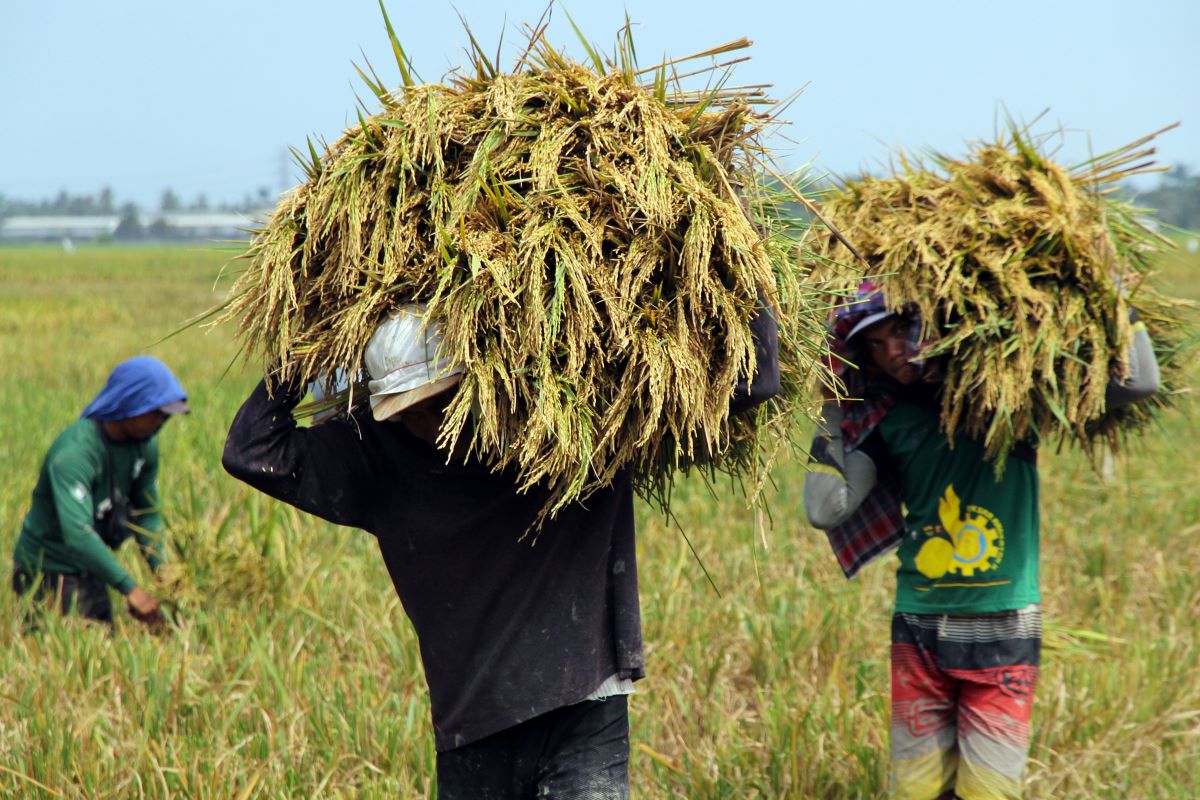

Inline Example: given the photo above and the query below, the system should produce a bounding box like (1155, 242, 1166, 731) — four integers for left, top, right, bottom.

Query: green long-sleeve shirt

(13, 419, 164, 594)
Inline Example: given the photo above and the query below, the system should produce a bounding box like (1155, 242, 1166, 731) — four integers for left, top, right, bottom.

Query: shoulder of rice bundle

(218, 12, 832, 523)
(810, 124, 1195, 466)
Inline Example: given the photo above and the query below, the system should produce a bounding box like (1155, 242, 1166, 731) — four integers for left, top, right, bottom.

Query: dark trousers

(436, 695, 630, 800)
(12, 567, 114, 625)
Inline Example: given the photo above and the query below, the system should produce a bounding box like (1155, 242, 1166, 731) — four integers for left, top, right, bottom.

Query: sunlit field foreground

(1, 245, 1197, 799)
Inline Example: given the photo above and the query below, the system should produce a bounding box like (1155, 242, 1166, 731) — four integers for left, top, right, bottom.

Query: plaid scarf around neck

(821, 281, 930, 578)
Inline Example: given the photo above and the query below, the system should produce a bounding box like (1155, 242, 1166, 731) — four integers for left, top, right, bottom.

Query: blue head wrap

(81, 355, 188, 422)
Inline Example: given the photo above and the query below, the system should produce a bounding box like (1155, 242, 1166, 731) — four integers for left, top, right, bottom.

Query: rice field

(0, 244, 1197, 798)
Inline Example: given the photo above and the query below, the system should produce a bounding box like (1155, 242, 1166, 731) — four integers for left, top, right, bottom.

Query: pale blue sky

(2, 0, 1196, 208)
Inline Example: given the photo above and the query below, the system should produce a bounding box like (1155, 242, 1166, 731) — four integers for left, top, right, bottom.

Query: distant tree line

(0, 186, 274, 220)
(0, 186, 278, 242)
(3, 170, 1199, 232)
(1134, 166, 1200, 232)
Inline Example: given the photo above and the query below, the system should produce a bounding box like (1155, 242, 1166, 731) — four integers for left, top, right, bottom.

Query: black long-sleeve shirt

(222, 303, 779, 751)
(223, 381, 643, 750)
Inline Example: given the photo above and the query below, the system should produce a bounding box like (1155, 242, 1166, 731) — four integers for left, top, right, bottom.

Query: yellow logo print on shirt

(914, 485, 1004, 579)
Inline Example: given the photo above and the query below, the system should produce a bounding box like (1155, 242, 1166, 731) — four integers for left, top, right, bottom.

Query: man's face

(860, 315, 920, 385)
(121, 409, 168, 441)
(396, 385, 458, 445)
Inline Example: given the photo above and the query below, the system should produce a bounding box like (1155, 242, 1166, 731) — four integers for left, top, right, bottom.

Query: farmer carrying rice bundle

(802, 126, 1192, 800)
(222, 9, 819, 796)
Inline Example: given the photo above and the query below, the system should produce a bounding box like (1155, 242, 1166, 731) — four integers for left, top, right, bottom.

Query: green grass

(1, 244, 1197, 798)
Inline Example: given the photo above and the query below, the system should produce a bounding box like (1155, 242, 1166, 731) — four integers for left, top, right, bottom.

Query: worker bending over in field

(803, 282, 1159, 800)
(222, 302, 779, 799)
(13, 355, 188, 627)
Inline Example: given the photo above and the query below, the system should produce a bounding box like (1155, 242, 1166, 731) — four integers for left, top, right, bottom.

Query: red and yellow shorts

(890, 606, 1040, 800)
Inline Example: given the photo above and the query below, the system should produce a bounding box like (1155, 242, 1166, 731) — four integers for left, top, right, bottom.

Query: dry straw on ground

(810, 123, 1195, 466)
(218, 8, 834, 523)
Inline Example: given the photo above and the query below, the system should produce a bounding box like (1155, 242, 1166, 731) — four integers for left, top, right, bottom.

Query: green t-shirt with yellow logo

(877, 395, 1039, 615)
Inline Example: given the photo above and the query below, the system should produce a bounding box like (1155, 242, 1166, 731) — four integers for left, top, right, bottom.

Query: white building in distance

(0, 210, 269, 242)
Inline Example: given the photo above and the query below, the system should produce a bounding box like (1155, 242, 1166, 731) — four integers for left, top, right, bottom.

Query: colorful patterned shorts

(890, 605, 1041, 800)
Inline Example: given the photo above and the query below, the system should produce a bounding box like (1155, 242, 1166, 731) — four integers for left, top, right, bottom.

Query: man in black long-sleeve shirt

(223, 302, 779, 798)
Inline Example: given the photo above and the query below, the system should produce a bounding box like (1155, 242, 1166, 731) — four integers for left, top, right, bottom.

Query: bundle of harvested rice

(218, 10, 833, 522)
(810, 124, 1194, 466)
